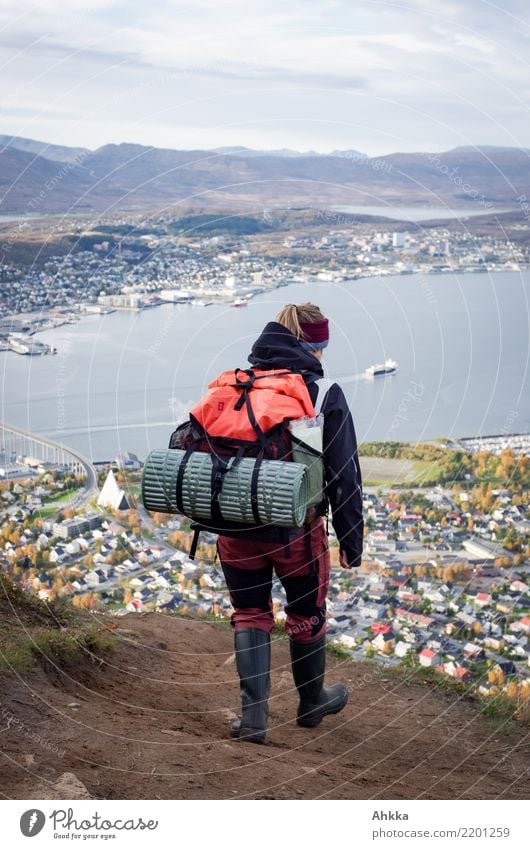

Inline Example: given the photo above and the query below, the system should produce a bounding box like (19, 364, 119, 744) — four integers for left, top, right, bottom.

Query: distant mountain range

(213, 145, 365, 158)
(0, 135, 89, 164)
(0, 134, 528, 215)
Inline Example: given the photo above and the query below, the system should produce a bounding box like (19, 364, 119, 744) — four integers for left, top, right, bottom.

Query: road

(0, 420, 99, 505)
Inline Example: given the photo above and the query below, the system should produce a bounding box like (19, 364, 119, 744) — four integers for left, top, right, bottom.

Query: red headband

(299, 318, 329, 344)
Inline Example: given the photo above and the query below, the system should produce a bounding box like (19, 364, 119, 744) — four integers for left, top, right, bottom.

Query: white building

(115, 451, 141, 471)
(395, 641, 413, 658)
(463, 536, 512, 561)
(97, 469, 130, 511)
(84, 571, 101, 587)
(0, 463, 33, 479)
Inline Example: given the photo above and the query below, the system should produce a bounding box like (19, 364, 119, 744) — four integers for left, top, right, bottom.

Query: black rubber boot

(230, 628, 271, 744)
(290, 636, 348, 728)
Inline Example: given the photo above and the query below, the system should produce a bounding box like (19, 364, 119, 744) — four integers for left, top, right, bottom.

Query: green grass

(323, 646, 530, 730)
(175, 609, 233, 629)
(360, 455, 446, 488)
(0, 642, 34, 672)
(43, 487, 81, 505)
(32, 506, 57, 520)
(0, 574, 116, 673)
(0, 628, 116, 673)
(410, 459, 446, 485)
(477, 695, 518, 729)
(397, 663, 530, 729)
(363, 477, 393, 487)
(327, 642, 353, 662)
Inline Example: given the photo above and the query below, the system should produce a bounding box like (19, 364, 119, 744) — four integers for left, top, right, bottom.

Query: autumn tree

(488, 667, 505, 687)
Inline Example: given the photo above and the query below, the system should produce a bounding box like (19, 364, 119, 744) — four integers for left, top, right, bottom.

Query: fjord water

(1, 271, 529, 461)
(331, 205, 515, 221)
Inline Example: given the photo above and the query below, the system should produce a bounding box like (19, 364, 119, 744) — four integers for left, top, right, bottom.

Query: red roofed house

(397, 589, 422, 604)
(396, 607, 434, 628)
(419, 648, 440, 667)
(455, 666, 473, 683)
(444, 661, 473, 682)
(511, 616, 530, 634)
(474, 592, 492, 608)
(401, 513, 420, 524)
(371, 622, 393, 635)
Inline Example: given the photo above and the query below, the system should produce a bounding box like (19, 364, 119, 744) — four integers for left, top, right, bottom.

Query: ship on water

(8, 334, 53, 355)
(365, 358, 398, 377)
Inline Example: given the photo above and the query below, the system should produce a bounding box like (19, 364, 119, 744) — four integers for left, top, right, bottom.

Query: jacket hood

(248, 321, 324, 378)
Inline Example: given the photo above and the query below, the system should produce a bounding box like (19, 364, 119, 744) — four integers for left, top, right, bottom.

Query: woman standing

(217, 302, 364, 743)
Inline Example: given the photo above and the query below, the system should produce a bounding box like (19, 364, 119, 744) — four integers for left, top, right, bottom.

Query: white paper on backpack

(288, 414, 324, 505)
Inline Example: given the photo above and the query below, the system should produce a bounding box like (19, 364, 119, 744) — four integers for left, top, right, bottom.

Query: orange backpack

(168, 367, 326, 552)
(190, 368, 315, 445)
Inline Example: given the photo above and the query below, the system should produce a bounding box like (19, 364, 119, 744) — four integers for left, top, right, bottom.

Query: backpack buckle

(233, 370, 255, 410)
(234, 367, 255, 387)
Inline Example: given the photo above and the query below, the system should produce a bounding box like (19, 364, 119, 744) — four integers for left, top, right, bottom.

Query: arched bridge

(0, 421, 98, 496)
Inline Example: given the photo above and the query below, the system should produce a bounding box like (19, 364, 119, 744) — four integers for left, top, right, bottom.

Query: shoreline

(1, 265, 529, 335)
(2, 429, 528, 473)
(1, 268, 528, 461)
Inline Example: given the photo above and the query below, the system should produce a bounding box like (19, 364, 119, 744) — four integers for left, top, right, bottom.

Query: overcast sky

(1, 0, 529, 155)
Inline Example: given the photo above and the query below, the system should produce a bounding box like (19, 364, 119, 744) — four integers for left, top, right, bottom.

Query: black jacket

(248, 321, 364, 567)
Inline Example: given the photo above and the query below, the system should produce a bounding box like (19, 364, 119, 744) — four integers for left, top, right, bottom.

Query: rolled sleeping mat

(142, 448, 310, 528)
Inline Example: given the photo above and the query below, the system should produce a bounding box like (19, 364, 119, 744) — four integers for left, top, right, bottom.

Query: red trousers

(216, 517, 330, 644)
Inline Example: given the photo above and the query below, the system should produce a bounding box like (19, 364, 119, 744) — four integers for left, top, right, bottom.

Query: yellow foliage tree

(488, 667, 505, 687)
(442, 566, 455, 583)
(505, 681, 519, 700)
(494, 556, 512, 569)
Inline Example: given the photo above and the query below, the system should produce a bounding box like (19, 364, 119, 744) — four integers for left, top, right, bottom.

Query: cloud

(0, 0, 528, 154)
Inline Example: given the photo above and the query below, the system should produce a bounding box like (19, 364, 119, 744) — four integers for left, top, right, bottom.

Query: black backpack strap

(189, 526, 200, 560)
(175, 445, 195, 514)
(210, 454, 230, 524)
(233, 368, 256, 410)
(249, 449, 264, 524)
(230, 444, 246, 471)
(232, 368, 274, 457)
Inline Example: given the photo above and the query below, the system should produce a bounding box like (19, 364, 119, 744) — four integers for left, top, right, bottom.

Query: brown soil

(1, 613, 529, 800)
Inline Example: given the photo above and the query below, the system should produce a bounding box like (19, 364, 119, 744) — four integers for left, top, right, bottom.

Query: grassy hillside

(1, 596, 529, 800)
(0, 574, 115, 673)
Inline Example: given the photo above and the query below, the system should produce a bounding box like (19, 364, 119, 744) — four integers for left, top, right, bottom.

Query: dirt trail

(1, 613, 529, 800)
